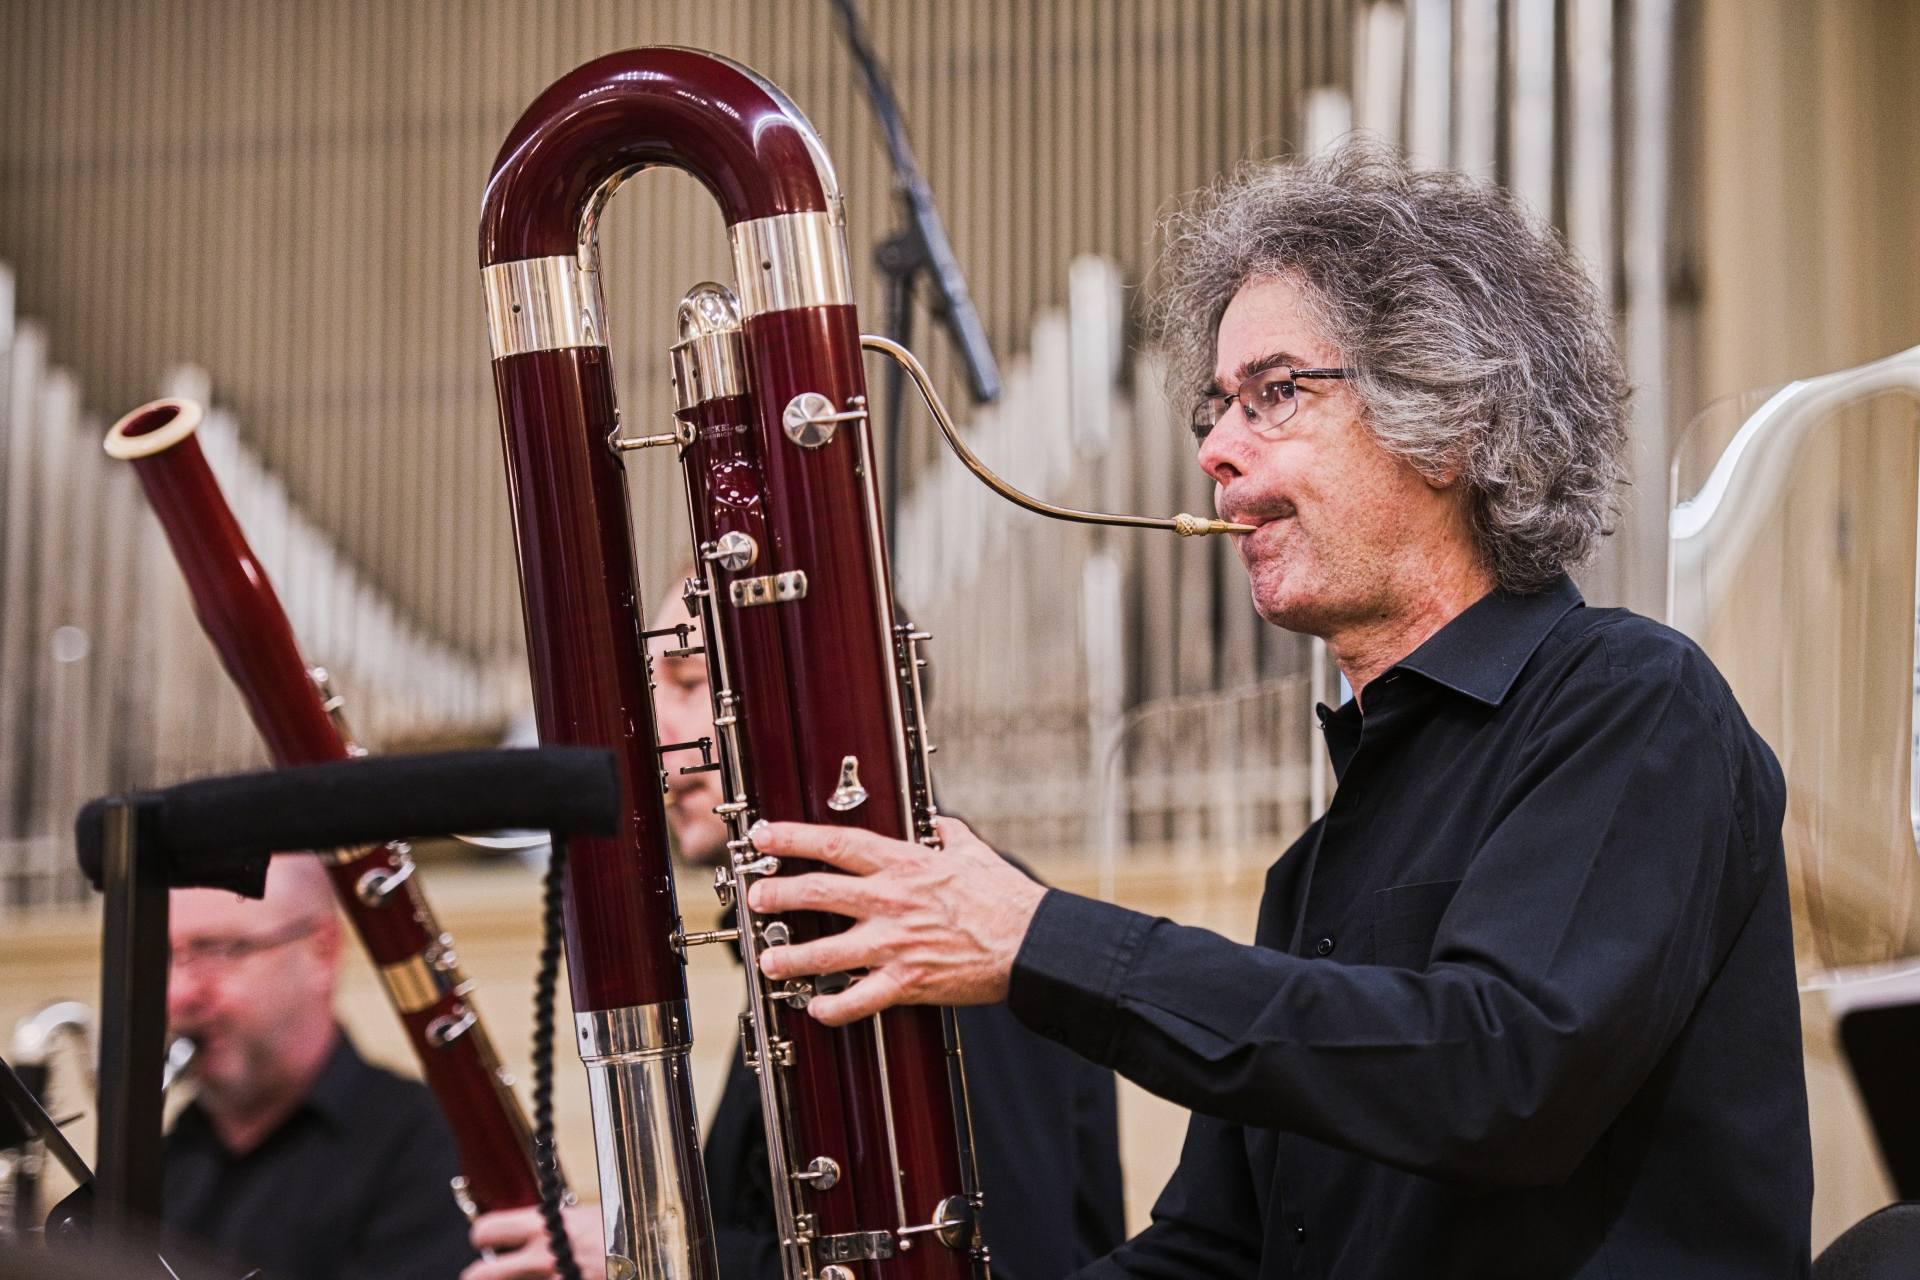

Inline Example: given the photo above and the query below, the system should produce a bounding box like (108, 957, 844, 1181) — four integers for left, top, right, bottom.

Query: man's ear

(1421, 452, 1467, 490)
(312, 911, 345, 971)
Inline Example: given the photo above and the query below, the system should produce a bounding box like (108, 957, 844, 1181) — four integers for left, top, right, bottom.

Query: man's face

(649, 598, 731, 866)
(166, 871, 339, 1114)
(1199, 275, 1466, 636)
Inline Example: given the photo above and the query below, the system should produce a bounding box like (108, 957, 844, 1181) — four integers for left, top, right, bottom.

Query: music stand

(70, 746, 619, 1272)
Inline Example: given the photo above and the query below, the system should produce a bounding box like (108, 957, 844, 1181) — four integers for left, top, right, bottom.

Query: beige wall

(1692, 0, 1920, 409)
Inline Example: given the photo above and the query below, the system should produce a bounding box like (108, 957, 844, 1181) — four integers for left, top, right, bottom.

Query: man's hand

(745, 816, 1048, 1027)
(462, 1203, 604, 1280)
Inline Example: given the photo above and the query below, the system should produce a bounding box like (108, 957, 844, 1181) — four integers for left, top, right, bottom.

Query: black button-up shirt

(1009, 576, 1813, 1278)
(163, 1032, 478, 1280)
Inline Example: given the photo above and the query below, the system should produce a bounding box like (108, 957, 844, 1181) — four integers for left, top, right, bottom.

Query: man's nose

(167, 965, 207, 1023)
(1197, 417, 1246, 486)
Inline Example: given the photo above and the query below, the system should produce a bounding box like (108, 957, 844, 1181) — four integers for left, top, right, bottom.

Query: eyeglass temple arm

(862, 334, 1254, 537)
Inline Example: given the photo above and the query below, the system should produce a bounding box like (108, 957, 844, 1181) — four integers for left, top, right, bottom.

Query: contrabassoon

(103, 398, 549, 1219)
(481, 46, 1240, 1280)
(480, 47, 986, 1280)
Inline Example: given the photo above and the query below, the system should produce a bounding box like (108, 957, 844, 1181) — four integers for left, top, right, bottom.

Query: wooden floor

(0, 851, 1893, 1253)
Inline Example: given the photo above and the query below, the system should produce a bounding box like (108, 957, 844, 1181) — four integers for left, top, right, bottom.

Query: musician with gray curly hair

(748, 140, 1813, 1278)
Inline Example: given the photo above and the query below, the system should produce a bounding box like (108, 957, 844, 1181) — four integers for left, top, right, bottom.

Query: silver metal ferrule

(729, 211, 854, 319)
(670, 283, 747, 411)
(483, 255, 610, 358)
(576, 1001, 717, 1280)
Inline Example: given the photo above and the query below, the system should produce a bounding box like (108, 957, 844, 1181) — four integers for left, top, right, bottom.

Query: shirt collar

(171, 1027, 361, 1152)
(1388, 572, 1584, 707)
(298, 1028, 365, 1131)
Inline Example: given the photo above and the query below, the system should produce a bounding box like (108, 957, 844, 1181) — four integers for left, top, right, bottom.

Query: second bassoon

(104, 397, 550, 1220)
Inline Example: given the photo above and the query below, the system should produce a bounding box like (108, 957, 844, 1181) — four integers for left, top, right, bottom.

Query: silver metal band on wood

(483, 256, 609, 358)
(576, 1000, 692, 1063)
(729, 211, 854, 319)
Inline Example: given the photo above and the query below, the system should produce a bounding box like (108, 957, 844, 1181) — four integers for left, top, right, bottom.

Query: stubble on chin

(1240, 537, 1322, 635)
(1250, 585, 1325, 635)
(195, 1041, 275, 1116)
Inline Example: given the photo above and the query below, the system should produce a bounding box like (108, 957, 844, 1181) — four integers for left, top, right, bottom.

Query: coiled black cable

(534, 833, 585, 1280)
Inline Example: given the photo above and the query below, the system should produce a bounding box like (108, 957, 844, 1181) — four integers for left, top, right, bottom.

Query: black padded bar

(75, 747, 619, 893)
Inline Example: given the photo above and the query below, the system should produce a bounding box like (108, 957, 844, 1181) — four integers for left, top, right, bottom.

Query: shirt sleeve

(1011, 645, 1777, 1188)
(1070, 1111, 1264, 1278)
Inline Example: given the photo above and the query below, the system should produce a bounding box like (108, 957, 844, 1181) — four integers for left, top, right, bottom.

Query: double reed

(481, 48, 985, 1280)
(103, 400, 547, 1218)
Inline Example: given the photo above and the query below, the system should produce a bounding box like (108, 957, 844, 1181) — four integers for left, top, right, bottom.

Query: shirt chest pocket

(1368, 878, 1462, 969)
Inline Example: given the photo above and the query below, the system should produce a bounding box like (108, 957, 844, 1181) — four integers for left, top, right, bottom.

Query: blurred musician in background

(164, 855, 478, 1279)
(464, 578, 1126, 1280)
(740, 139, 1815, 1279)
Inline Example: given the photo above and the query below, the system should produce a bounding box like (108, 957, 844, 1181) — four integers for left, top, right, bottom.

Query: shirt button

(1295, 1222, 1307, 1243)
(1314, 937, 1335, 956)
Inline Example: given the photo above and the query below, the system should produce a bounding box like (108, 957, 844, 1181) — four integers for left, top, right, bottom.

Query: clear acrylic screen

(1668, 354, 1920, 987)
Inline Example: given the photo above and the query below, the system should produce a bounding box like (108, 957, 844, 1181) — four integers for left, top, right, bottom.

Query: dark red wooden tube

(484, 46, 980, 1278)
(738, 306, 973, 1280)
(480, 47, 829, 265)
(480, 47, 835, 1016)
(104, 398, 546, 1216)
(489, 347, 683, 1011)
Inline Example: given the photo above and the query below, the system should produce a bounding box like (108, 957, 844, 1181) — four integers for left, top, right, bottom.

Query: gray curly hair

(1150, 138, 1629, 593)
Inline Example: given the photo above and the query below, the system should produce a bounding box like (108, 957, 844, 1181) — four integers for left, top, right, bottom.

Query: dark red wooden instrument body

(483, 47, 974, 1276)
(489, 345, 684, 1011)
(114, 406, 543, 1214)
(678, 327, 971, 1272)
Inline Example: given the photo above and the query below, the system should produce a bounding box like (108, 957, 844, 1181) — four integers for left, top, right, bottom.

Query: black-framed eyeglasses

(1189, 367, 1354, 444)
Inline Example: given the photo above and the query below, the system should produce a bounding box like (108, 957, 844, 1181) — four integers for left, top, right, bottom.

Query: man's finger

(758, 923, 886, 981)
(747, 869, 882, 919)
(470, 1206, 542, 1252)
(749, 820, 896, 874)
(806, 967, 909, 1027)
(931, 814, 978, 847)
(459, 1246, 548, 1280)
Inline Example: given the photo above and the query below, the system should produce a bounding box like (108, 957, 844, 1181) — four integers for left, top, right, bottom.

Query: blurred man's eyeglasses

(1189, 366, 1353, 445)
(170, 921, 316, 971)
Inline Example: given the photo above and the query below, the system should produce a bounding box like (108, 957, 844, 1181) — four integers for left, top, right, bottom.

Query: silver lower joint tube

(576, 1001, 718, 1280)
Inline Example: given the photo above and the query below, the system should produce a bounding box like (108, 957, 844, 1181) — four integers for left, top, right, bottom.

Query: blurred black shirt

(1011, 575, 1813, 1279)
(163, 1033, 477, 1280)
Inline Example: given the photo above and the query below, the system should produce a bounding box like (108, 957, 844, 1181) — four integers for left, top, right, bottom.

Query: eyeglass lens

(1189, 369, 1299, 443)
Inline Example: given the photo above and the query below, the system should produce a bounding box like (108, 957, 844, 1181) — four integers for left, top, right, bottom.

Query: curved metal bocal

(861, 334, 1249, 537)
(1668, 343, 1920, 986)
